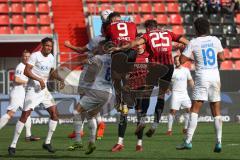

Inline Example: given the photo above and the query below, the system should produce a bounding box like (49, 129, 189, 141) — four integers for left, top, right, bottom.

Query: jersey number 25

(149, 32, 170, 48)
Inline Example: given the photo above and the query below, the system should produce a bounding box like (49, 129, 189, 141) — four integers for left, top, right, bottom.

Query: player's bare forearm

(50, 69, 64, 82)
(24, 64, 43, 83)
(178, 37, 189, 45)
(64, 40, 88, 53)
(118, 38, 145, 52)
(218, 51, 225, 62)
(14, 76, 27, 85)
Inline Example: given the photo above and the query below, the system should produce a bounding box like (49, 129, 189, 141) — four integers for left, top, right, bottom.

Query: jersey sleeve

(182, 41, 193, 58)
(27, 53, 37, 66)
(167, 31, 181, 42)
(141, 33, 149, 43)
(14, 64, 23, 78)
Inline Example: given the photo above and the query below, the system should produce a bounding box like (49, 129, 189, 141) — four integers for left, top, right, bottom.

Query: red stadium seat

(236, 14, 240, 24)
(25, 3, 36, 13)
(40, 26, 52, 34)
(87, 4, 99, 14)
(172, 25, 184, 35)
(0, 3, 8, 13)
(38, 0, 49, 2)
(140, 3, 152, 13)
(24, 0, 36, 2)
(142, 14, 154, 23)
(165, 0, 177, 2)
(220, 60, 233, 70)
(156, 14, 168, 25)
(154, 3, 165, 13)
(0, 15, 9, 25)
(0, 0, 8, 2)
(26, 26, 38, 34)
(12, 15, 24, 25)
(132, 14, 141, 25)
(169, 14, 182, 25)
(114, 4, 126, 13)
(38, 3, 50, 13)
(127, 3, 139, 13)
(133, 14, 141, 24)
(223, 48, 231, 59)
(11, 3, 23, 13)
(234, 60, 240, 70)
(100, 4, 111, 11)
(167, 3, 179, 13)
(231, 48, 240, 59)
(39, 15, 51, 25)
(25, 15, 38, 25)
(12, 26, 24, 34)
(0, 26, 10, 34)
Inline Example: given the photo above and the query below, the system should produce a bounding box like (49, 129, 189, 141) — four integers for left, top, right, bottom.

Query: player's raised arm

(178, 37, 189, 46)
(64, 40, 89, 53)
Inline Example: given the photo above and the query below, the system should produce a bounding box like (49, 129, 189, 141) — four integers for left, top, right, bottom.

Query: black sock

(118, 114, 127, 138)
(154, 98, 165, 123)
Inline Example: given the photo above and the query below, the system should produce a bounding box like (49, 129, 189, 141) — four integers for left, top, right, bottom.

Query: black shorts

(146, 64, 174, 87)
(111, 49, 137, 74)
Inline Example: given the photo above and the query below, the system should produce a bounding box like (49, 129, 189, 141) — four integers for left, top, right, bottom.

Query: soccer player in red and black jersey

(110, 20, 189, 137)
(105, 12, 138, 107)
(106, 12, 140, 152)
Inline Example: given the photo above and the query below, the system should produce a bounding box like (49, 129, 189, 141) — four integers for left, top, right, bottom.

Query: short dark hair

(108, 12, 121, 22)
(194, 17, 210, 36)
(41, 37, 53, 45)
(144, 20, 158, 30)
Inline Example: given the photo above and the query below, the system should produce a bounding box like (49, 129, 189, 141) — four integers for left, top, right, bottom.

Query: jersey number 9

(117, 23, 128, 37)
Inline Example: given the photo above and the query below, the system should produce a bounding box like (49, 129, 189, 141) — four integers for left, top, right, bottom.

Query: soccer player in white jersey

(70, 40, 113, 155)
(0, 50, 40, 141)
(64, 10, 112, 141)
(166, 55, 194, 136)
(8, 37, 65, 156)
(176, 18, 225, 152)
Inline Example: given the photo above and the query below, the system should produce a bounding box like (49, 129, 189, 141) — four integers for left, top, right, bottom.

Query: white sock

(137, 139, 142, 146)
(117, 137, 124, 145)
(167, 114, 175, 131)
(96, 113, 102, 123)
(0, 114, 10, 130)
(74, 120, 82, 142)
(185, 112, 198, 144)
(151, 122, 158, 130)
(184, 112, 190, 129)
(45, 119, 58, 144)
(80, 112, 86, 131)
(88, 118, 97, 144)
(25, 116, 32, 137)
(214, 116, 222, 144)
(10, 121, 25, 148)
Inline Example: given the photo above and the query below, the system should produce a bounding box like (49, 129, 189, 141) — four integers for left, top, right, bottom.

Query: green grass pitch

(0, 123, 239, 160)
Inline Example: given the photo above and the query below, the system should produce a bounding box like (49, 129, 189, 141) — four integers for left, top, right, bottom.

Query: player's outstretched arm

(178, 37, 189, 46)
(24, 64, 45, 89)
(108, 37, 145, 53)
(64, 40, 88, 53)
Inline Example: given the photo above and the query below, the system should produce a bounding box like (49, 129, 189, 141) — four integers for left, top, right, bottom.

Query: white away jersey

(183, 36, 223, 81)
(90, 54, 112, 93)
(27, 51, 55, 86)
(14, 62, 28, 82)
(86, 35, 105, 51)
(171, 66, 192, 93)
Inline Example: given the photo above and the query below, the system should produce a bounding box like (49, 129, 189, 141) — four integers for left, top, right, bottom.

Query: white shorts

(192, 80, 221, 102)
(7, 87, 26, 112)
(79, 89, 112, 111)
(23, 87, 56, 111)
(170, 92, 191, 110)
